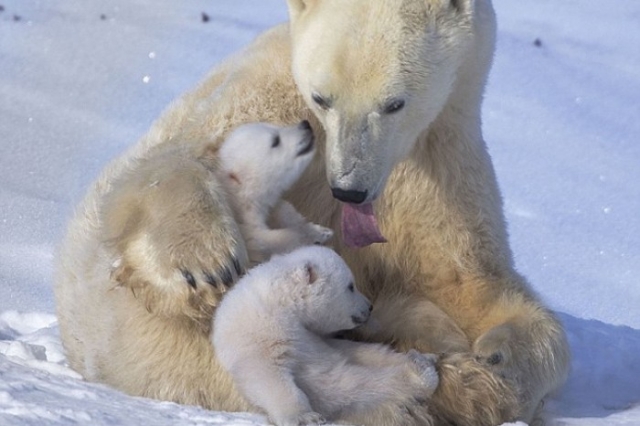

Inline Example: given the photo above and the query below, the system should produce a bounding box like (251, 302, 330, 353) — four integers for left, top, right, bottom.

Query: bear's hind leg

(359, 293, 471, 354)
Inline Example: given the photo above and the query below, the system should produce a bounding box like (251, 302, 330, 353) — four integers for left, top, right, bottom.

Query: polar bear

(217, 121, 332, 265)
(214, 246, 439, 426)
(55, 0, 570, 425)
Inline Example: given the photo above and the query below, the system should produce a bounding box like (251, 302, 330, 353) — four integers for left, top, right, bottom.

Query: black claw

(232, 257, 243, 276)
(220, 266, 233, 287)
(204, 272, 218, 288)
(182, 270, 196, 289)
(333, 331, 347, 340)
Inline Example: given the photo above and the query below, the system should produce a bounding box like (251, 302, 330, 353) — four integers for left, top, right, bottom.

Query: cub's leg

(231, 357, 325, 426)
(102, 146, 247, 324)
(271, 201, 333, 245)
(243, 201, 332, 263)
(316, 339, 436, 426)
(242, 226, 317, 264)
(328, 339, 439, 396)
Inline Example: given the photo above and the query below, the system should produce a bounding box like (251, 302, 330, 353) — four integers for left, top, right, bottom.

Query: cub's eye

(271, 135, 280, 148)
(311, 92, 332, 110)
(383, 98, 405, 114)
(347, 282, 355, 293)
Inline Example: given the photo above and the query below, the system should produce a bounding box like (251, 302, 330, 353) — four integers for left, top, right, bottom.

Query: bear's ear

(196, 143, 220, 170)
(285, 0, 318, 21)
(448, 0, 473, 14)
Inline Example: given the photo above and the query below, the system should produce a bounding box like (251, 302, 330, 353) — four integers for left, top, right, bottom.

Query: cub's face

(285, 246, 372, 335)
(286, 0, 475, 203)
(219, 121, 316, 206)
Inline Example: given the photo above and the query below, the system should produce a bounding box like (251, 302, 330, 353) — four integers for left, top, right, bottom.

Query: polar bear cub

(213, 246, 439, 426)
(218, 121, 332, 264)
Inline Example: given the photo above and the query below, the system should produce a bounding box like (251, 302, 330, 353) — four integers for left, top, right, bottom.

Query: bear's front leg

(428, 281, 570, 426)
(470, 300, 570, 423)
(102, 148, 247, 324)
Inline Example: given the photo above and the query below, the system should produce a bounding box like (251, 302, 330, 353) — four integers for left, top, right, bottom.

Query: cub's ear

(305, 262, 318, 285)
(285, 0, 318, 21)
(227, 172, 241, 185)
(292, 261, 318, 285)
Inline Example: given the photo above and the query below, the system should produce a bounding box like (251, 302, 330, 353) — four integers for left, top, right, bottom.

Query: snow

(0, 0, 638, 424)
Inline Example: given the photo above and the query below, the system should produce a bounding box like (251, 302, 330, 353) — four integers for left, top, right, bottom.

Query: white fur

(55, 1, 570, 424)
(218, 122, 332, 264)
(213, 246, 438, 426)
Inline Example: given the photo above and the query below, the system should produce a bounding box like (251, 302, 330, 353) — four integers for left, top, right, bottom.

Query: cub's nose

(331, 188, 368, 204)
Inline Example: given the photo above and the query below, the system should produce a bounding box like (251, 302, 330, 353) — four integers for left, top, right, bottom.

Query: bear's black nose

(331, 188, 368, 204)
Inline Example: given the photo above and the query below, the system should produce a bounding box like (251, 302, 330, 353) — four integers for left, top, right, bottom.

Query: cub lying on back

(213, 246, 439, 426)
(218, 121, 333, 265)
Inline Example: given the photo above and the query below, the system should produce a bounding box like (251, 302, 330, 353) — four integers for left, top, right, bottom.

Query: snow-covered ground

(0, 0, 638, 424)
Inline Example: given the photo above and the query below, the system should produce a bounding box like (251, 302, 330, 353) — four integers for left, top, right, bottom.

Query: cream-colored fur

(214, 246, 438, 426)
(55, 0, 570, 425)
(217, 121, 332, 265)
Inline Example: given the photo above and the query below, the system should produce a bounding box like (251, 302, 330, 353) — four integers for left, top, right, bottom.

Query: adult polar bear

(55, 0, 570, 425)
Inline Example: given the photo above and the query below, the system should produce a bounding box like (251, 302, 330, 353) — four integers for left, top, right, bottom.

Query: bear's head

(275, 246, 372, 335)
(284, 0, 496, 246)
(219, 121, 316, 211)
(285, 0, 492, 202)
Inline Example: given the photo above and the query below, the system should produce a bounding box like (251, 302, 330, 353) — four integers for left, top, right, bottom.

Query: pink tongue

(341, 203, 387, 248)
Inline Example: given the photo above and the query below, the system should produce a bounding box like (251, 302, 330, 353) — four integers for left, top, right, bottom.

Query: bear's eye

(311, 92, 331, 110)
(383, 98, 405, 114)
(271, 135, 280, 148)
(348, 282, 355, 293)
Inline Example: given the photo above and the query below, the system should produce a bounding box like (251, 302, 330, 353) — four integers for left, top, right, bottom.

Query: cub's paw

(307, 223, 334, 245)
(269, 201, 333, 246)
(407, 350, 439, 395)
(288, 411, 326, 426)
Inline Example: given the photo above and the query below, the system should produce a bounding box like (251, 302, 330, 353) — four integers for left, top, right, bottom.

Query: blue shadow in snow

(546, 312, 640, 419)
